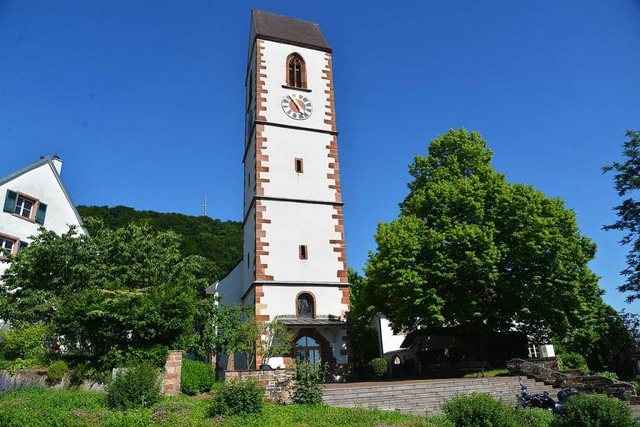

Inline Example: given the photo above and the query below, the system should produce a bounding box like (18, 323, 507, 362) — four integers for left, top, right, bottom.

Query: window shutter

(35, 202, 47, 225)
(3, 190, 17, 213)
(18, 241, 29, 252)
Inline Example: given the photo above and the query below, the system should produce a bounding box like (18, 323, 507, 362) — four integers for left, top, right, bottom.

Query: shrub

(47, 360, 68, 381)
(291, 361, 325, 405)
(208, 379, 264, 417)
(515, 408, 554, 427)
(181, 359, 214, 395)
(557, 352, 589, 373)
(369, 358, 388, 379)
(106, 363, 162, 410)
(442, 392, 517, 427)
(0, 322, 51, 364)
(554, 393, 635, 427)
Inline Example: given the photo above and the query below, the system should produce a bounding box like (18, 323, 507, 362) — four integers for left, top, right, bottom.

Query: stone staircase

(323, 376, 556, 415)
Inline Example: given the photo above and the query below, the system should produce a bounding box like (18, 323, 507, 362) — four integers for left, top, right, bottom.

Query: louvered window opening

(288, 56, 304, 88)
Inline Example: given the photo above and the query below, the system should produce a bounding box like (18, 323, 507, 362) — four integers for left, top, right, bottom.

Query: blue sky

(1, 1, 639, 314)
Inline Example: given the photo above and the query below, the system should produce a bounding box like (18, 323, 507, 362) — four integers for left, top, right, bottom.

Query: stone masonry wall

(225, 369, 294, 403)
(162, 350, 182, 397)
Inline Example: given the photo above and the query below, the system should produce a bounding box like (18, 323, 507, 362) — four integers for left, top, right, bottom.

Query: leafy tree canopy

(0, 221, 210, 369)
(77, 205, 242, 283)
(364, 128, 606, 353)
(603, 129, 640, 302)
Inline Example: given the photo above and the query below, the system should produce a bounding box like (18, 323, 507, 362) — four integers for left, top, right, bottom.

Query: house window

(0, 235, 16, 256)
(3, 190, 47, 225)
(299, 245, 308, 260)
(286, 53, 307, 89)
(297, 292, 314, 318)
(295, 158, 304, 173)
(0, 233, 25, 258)
(14, 195, 35, 219)
(294, 336, 320, 363)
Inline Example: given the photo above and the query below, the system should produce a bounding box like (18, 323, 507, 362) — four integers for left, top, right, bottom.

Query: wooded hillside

(77, 205, 242, 282)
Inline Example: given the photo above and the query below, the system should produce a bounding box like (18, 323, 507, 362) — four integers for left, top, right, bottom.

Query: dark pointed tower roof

(251, 10, 331, 52)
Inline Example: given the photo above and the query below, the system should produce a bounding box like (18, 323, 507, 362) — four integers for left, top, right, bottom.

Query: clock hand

(291, 97, 304, 113)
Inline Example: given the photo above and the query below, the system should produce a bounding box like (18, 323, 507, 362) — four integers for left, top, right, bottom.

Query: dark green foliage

(77, 205, 242, 283)
(557, 352, 590, 373)
(46, 360, 68, 381)
(369, 358, 388, 379)
(208, 380, 264, 417)
(348, 268, 380, 377)
(587, 306, 637, 379)
(365, 128, 607, 354)
(106, 363, 162, 410)
(291, 362, 325, 405)
(442, 392, 517, 427)
(181, 359, 214, 395)
(603, 129, 640, 302)
(554, 393, 635, 427)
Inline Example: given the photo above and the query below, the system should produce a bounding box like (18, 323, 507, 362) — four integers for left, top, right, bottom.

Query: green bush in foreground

(554, 393, 636, 427)
(515, 408, 554, 427)
(181, 359, 214, 395)
(291, 361, 325, 405)
(442, 392, 517, 427)
(369, 357, 388, 379)
(208, 379, 264, 417)
(107, 363, 162, 410)
(47, 360, 68, 381)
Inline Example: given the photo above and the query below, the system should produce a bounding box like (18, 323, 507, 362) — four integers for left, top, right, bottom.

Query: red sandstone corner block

(162, 350, 183, 397)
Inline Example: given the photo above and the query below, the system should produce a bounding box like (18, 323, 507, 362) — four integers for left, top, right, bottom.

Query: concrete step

(323, 376, 556, 414)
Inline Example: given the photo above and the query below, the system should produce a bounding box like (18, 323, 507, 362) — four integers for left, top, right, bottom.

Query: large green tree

(0, 221, 210, 368)
(603, 129, 640, 302)
(365, 128, 606, 353)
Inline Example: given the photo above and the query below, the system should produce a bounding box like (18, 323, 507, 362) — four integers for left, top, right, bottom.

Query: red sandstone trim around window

(0, 232, 20, 258)
(295, 291, 316, 319)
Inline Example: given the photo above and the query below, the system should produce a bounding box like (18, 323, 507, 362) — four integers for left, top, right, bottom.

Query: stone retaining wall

(225, 369, 294, 402)
(0, 369, 105, 392)
(1, 350, 183, 396)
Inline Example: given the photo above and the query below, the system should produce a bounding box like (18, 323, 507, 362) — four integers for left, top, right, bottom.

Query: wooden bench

(455, 360, 487, 377)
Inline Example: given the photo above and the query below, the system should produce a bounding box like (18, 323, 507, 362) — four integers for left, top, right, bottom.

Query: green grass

(0, 387, 439, 426)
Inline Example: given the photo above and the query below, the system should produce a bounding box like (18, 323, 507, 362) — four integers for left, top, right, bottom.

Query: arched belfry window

(286, 53, 307, 89)
(297, 292, 314, 318)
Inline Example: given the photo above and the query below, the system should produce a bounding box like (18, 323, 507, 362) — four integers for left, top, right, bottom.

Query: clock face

(281, 94, 313, 120)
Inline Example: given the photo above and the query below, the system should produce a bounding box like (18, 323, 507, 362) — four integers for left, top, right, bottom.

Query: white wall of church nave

(260, 126, 335, 202)
(259, 285, 346, 319)
(242, 207, 256, 291)
(260, 40, 332, 132)
(214, 261, 244, 305)
(243, 138, 256, 215)
(261, 200, 342, 283)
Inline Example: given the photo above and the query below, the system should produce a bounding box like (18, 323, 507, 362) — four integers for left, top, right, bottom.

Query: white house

(206, 11, 352, 373)
(0, 155, 85, 280)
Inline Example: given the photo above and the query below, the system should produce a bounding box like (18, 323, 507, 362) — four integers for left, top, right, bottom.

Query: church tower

(213, 10, 351, 372)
